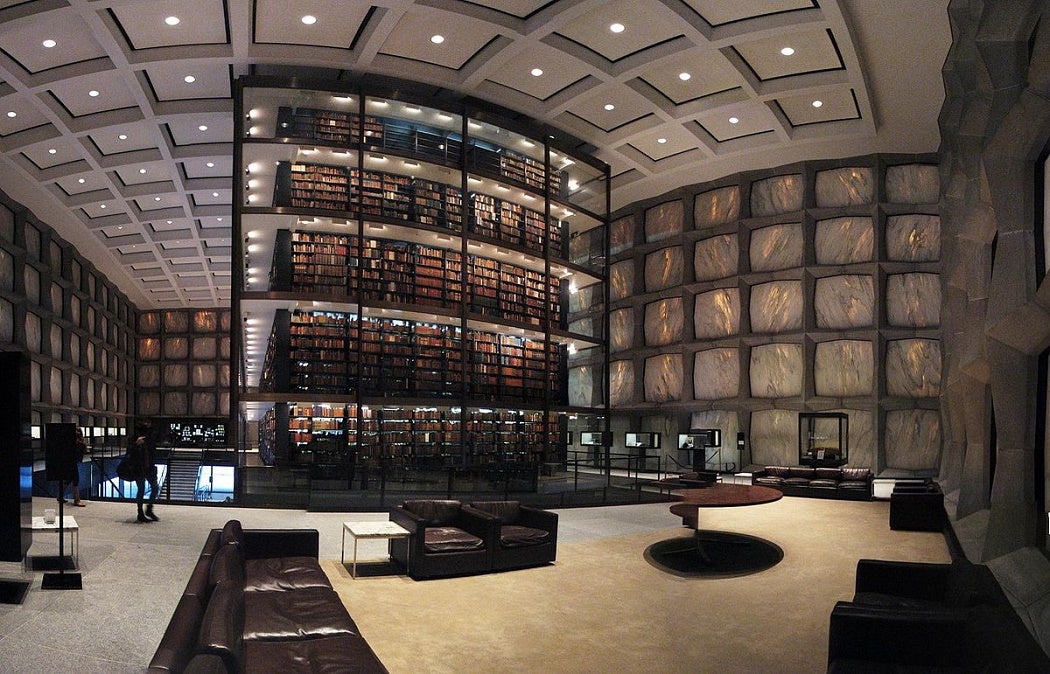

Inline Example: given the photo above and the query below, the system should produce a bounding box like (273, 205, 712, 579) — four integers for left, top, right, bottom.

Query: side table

(24, 515, 79, 571)
(341, 521, 411, 578)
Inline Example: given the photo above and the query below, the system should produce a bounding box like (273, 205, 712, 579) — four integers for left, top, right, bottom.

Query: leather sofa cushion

(243, 587, 357, 641)
(766, 466, 791, 477)
(789, 467, 817, 478)
(471, 501, 520, 523)
(197, 581, 245, 674)
(753, 476, 785, 486)
(500, 525, 550, 548)
(245, 556, 332, 592)
(181, 653, 228, 674)
(151, 594, 206, 673)
(816, 468, 843, 480)
(784, 477, 813, 486)
(210, 542, 246, 589)
(423, 526, 485, 553)
(839, 481, 869, 490)
(842, 468, 871, 480)
(809, 478, 840, 488)
(403, 500, 462, 525)
(245, 634, 389, 674)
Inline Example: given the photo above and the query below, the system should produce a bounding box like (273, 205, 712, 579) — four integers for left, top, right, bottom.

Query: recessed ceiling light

(812, 100, 823, 108)
(88, 90, 99, 97)
(48, 148, 56, 154)
(78, 178, 85, 184)
(198, 125, 208, 131)
(531, 68, 543, 77)
(139, 168, 147, 174)
(657, 138, 667, 144)
(679, 72, 691, 81)
(118, 134, 128, 140)
(301, 15, 317, 25)
(212, 192, 219, 197)
(165, 16, 180, 26)
(6, 111, 15, 118)
(206, 162, 215, 168)
(604, 104, 615, 111)
(431, 35, 444, 44)
(780, 47, 795, 56)
(42, 39, 56, 48)
(729, 117, 739, 124)
(184, 75, 196, 83)
(610, 23, 625, 33)
(154, 197, 161, 202)
(99, 204, 106, 209)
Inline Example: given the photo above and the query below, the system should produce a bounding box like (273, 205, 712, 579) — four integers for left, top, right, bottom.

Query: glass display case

(798, 412, 848, 467)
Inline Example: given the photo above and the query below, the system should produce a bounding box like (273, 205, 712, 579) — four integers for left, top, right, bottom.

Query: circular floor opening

(644, 530, 784, 578)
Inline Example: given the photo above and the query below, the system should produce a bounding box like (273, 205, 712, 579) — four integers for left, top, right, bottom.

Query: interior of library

(2, 0, 1050, 671)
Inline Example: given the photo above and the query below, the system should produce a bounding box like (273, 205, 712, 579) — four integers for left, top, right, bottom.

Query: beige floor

(0, 495, 950, 673)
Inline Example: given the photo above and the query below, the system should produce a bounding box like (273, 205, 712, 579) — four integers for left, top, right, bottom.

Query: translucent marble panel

(749, 409, 798, 466)
(609, 214, 636, 255)
(750, 174, 803, 216)
(219, 391, 230, 415)
(68, 373, 80, 407)
(694, 288, 740, 339)
(693, 186, 740, 230)
(192, 392, 217, 416)
(694, 234, 738, 281)
(644, 297, 683, 346)
(69, 334, 80, 366)
(750, 223, 802, 272)
(49, 324, 61, 358)
(610, 308, 634, 353)
(194, 310, 218, 332)
(749, 281, 803, 333)
(693, 348, 740, 400)
(192, 336, 217, 360)
(842, 409, 875, 469)
(568, 316, 598, 338)
(0, 204, 11, 242)
(163, 392, 188, 416)
(193, 364, 217, 387)
(885, 164, 939, 204)
(884, 409, 941, 470)
(644, 353, 682, 402)
(815, 275, 874, 329)
(887, 273, 941, 327)
(25, 313, 41, 353)
(815, 167, 874, 207)
(689, 410, 741, 468)
(569, 283, 603, 313)
(609, 360, 634, 407)
(220, 311, 232, 332)
(645, 246, 683, 291)
(23, 266, 39, 304)
(0, 248, 11, 292)
(815, 217, 874, 264)
(70, 296, 80, 326)
(138, 365, 160, 388)
(163, 364, 188, 387)
(219, 364, 231, 387)
(30, 361, 40, 402)
(886, 214, 941, 262)
(85, 381, 94, 408)
(48, 241, 61, 271)
(0, 298, 12, 342)
(24, 223, 40, 260)
(164, 310, 189, 333)
(570, 365, 600, 407)
(814, 340, 873, 397)
(138, 338, 161, 361)
(85, 344, 94, 370)
(644, 200, 683, 243)
(220, 337, 231, 360)
(569, 227, 605, 267)
(164, 337, 189, 360)
(50, 283, 62, 317)
(886, 339, 942, 398)
(749, 343, 803, 398)
(139, 311, 161, 335)
(609, 260, 634, 301)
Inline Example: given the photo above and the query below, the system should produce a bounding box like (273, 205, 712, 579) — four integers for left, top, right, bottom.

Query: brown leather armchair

(464, 501, 557, 571)
(389, 499, 495, 579)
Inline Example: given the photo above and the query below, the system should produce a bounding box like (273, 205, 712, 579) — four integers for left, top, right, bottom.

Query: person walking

(128, 432, 159, 522)
(66, 428, 87, 506)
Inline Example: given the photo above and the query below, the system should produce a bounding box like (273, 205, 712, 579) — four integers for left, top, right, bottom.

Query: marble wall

(750, 224, 802, 272)
(815, 275, 874, 329)
(644, 200, 682, 243)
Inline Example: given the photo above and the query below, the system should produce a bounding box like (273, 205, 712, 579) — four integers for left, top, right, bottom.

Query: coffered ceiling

(0, 0, 950, 309)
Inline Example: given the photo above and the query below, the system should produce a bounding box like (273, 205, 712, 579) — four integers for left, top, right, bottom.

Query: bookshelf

(237, 78, 608, 477)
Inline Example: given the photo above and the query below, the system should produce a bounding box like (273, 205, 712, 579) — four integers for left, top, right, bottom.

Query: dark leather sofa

(148, 520, 387, 674)
(752, 466, 873, 500)
(465, 500, 558, 571)
(889, 480, 946, 531)
(827, 558, 1050, 672)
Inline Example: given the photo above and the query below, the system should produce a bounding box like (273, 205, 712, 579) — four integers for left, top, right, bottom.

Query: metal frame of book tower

(232, 75, 611, 506)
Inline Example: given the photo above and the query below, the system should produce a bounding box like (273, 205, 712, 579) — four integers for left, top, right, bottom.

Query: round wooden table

(645, 483, 784, 577)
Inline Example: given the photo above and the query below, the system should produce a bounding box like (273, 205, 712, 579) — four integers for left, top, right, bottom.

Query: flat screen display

(678, 429, 721, 449)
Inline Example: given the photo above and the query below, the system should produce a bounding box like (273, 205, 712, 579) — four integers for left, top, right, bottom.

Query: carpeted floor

(327, 496, 952, 674)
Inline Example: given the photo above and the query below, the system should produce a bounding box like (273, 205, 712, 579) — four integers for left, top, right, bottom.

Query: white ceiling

(0, 0, 951, 310)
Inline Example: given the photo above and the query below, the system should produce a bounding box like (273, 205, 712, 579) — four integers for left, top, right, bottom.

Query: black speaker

(45, 423, 77, 482)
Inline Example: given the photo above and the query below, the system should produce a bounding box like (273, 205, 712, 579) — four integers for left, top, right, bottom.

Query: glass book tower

(233, 76, 609, 508)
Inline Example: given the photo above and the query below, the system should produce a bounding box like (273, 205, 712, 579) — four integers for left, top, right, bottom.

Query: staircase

(166, 453, 202, 502)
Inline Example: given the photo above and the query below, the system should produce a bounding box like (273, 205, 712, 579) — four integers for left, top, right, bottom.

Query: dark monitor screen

(679, 429, 721, 449)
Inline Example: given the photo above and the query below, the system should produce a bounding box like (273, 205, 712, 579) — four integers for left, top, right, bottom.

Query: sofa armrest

(390, 506, 425, 533)
(454, 507, 499, 540)
(828, 601, 967, 668)
(240, 529, 319, 560)
(517, 505, 559, 533)
(854, 559, 951, 600)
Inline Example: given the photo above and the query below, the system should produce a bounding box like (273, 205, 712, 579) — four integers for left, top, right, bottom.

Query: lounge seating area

(148, 520, 387, 674)
(827, 558, 1050, 672)
(751, 466, 873, 500)
(390, 499, 558, 579)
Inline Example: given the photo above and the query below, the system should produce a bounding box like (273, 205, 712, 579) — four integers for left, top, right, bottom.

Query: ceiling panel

(732, 28, 843, 81)
(0, 9, 108, 74)
(685, 0, 816, 27)
(46, 70, 140, 117)
(554, 0, 686, 63)
(254, 0, 371, 48)
(776, 88, 859, 126)
(141, 62, 231, 101)
(484, 42, 593, 101)
(636, 46, 742, 106)
(377, 9, 501, 70)
(109, 0, 230, 50)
